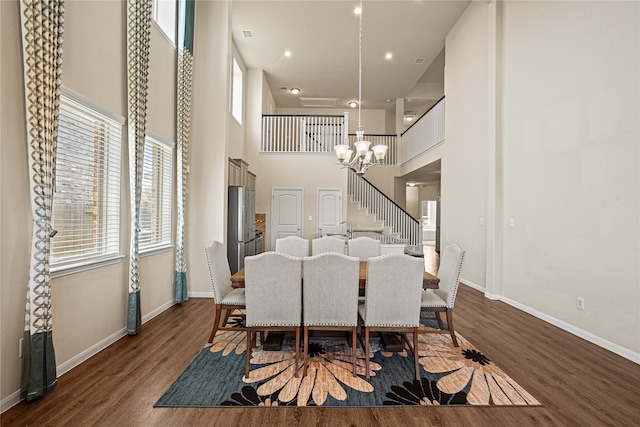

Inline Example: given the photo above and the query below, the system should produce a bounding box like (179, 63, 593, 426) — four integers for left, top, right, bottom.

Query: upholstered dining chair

(347, 236, 381, 261)
(420, 243, 465, 347)
(204, 240, 246, 344)
(302, 253, 360, 376)
(311, 236, 346, 255)
(359, 254, 424, 380)
(275, 236, 309, 257)
(244, 252, 303, 379)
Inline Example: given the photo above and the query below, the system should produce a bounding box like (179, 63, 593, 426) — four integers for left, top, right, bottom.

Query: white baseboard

(1, 298, 177, 414)
(0, 391, 22, 415)
(459, 279, 640, 364)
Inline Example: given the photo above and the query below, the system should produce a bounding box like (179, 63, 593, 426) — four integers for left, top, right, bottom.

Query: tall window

(140, 134, 174, 251)
(231, 57, 243, 124)
(153, 0, 176, 45)
(51, 93, 123, 270)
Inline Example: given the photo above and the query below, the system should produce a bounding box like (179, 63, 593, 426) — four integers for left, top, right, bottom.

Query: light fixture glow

(354, 6, 361, 14)
(333, 1, 387, 176)
(404, 115, 414, 122)
(290, 87, 300, 95)
(385, 52, 393, 60)
(284, 50, 292, 57)
(407, 181, 416, 187)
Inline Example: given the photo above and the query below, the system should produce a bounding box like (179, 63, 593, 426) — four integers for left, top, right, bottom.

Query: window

(140, 134, 174, 251)
(51, 92, 123, 270)
(231, 57, 243, 124)
(153, 0, 177, 45)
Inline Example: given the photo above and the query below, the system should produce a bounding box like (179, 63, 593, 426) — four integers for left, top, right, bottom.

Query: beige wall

(444, 0, 639, 355)
(1, 0, 179, 404)
(185, 0, 232, 295)
(442, 0, 489, 288)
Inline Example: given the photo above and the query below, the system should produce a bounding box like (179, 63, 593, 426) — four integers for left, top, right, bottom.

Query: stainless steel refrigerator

(227, 186, 256, 274)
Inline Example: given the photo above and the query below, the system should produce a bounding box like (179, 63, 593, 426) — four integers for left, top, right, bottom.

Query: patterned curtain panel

(175, 0, 195, 303)
(19, 0, 65, 401)
(126, 0, 152, 335)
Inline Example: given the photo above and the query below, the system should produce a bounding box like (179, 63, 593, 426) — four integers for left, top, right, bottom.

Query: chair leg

(446, 309, 458, 347)
(413, 327, 420, 381)
(245, 327, 252, 378)
(435, 311, 445, 330)
(303, 326, 309, 377)
(294, 327, 300, 378)
(351, 326, 357, 376)
(365, 327, 371, 379)
(208, 304, 223, 343)
(221, 307, 232, 327)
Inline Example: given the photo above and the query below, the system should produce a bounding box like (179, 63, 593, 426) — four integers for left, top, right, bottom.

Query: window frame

(231, 56, 244, 125)
(139, 131, 175, 254)
(51, 87, 125, 278)
(152, 0, 177, 46)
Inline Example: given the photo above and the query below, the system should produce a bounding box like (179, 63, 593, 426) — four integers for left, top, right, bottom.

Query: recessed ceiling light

(385, 53, 393, 60)
(404, 115, 414, 122)
(284, 50, 292, 57)
(290, 88, 300, 95)
(407, 181, 416, 187)
(354, 6, 362, 15)
(348, 101, 358, 108)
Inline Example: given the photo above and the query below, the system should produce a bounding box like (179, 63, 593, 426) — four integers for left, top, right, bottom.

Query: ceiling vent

(299, 97, 339, 108)
(242, 30, 253, 38)
(414, 58, 425, 64)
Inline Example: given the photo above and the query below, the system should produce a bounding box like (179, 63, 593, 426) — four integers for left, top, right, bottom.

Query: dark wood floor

(2, 249, 639, 426)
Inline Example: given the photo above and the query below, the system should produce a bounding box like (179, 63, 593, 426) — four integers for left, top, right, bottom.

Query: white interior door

(317, 189, 342, 237)
(271, 188, 303, 249)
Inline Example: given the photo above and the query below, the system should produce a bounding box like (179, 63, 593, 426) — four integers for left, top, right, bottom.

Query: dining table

(230, 261, 440, 290)
(230, 260, 439, 352)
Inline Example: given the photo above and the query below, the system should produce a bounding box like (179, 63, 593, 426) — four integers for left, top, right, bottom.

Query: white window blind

(140, 134, 173, 251)
(51, 94, 122, 269)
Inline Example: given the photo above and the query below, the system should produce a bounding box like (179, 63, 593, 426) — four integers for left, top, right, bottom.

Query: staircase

(347, 170, 422, 245)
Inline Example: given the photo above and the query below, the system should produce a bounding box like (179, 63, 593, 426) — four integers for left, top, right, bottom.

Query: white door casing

(317, 188, 342, 237)
(271, 188, 303, 249)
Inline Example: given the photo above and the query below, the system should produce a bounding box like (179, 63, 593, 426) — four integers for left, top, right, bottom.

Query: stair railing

(348, 170, 422, 245)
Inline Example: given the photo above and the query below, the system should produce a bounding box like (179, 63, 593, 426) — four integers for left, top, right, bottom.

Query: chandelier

(334, 1, 388, 176)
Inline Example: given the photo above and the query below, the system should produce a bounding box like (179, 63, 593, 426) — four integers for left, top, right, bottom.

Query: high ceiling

(232, 0, 470, 119)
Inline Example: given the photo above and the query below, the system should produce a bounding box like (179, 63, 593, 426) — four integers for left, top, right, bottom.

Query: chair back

(362, 254, 423, 327)
(302, 253, 360, 326)
(311, 236, 346, 255)
(244, 252, 303, 327)
(435, 243, 465, 308)
(347, 236, 381, 261)
(275, 236, 309, 257)
(204, 240, 232, 303)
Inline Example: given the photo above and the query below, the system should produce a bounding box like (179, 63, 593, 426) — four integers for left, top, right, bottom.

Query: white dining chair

(347, 236, 381, 261)
(359, 253, 424, 380)
(275, 236, 309, 257)
(311, 236, 346, 255)
(204, 241, 246, 344)
(244, 251, 303, 379)
(302, 252, 360, 376)
(420, 243, 465, 347)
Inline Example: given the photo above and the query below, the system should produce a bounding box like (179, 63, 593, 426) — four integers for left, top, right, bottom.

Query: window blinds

(51, 95, 122, 268)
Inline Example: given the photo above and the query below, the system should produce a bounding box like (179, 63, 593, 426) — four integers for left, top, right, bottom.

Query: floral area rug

(155, 312, 540, 407)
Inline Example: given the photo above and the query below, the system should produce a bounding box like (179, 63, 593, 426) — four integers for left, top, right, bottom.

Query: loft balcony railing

(261, 113, 397, 165)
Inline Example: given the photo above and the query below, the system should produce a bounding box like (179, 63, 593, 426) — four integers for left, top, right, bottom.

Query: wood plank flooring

(2, 248, 639, 426)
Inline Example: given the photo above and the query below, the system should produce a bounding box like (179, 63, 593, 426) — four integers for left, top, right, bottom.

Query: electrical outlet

(576, 297, 585, 310)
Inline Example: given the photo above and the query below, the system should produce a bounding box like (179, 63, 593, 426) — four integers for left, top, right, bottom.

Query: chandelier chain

(358, 0, 363, 135)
